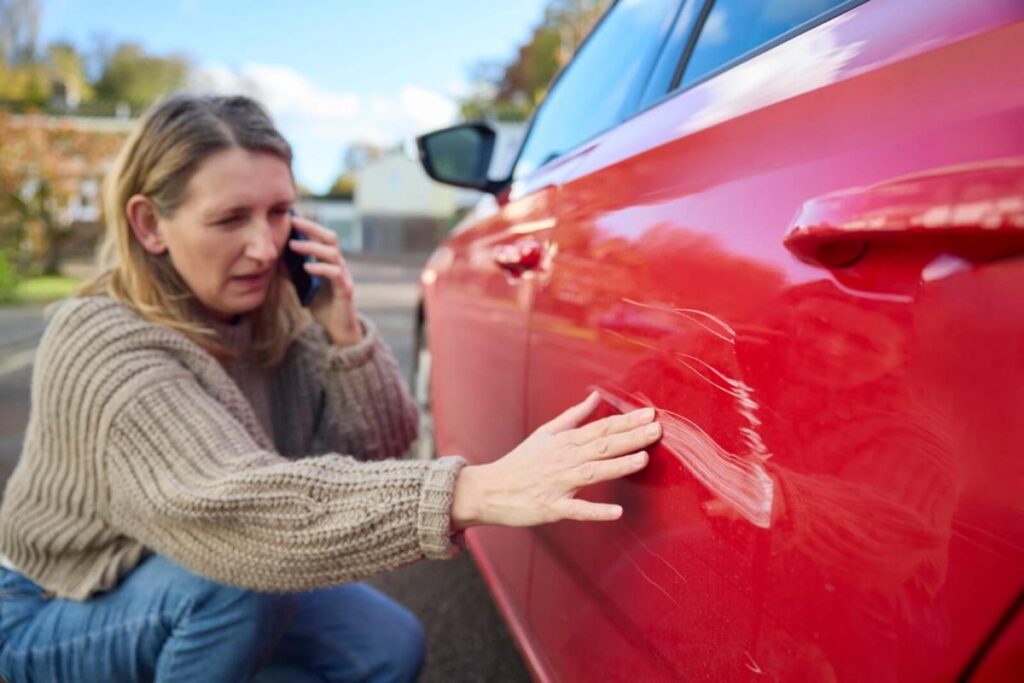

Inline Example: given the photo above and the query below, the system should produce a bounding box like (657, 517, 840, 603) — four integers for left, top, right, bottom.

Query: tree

(94, 42, 190, 114)
(46, 42, 94, 109)
(0, 0, 40, 64)
(0, 110, 126, 274)
(327, 142, 383, 199)
(0, 59, 50, 106)
(0, 0, 48, 108)
(328, 174, 355, 199)
(459, 0, 611, 122)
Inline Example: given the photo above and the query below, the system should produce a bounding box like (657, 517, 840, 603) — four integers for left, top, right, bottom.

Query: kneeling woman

(0, 94, 661, 683)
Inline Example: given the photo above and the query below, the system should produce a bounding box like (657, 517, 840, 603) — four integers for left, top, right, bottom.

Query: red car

(414, 0, 1024, 680)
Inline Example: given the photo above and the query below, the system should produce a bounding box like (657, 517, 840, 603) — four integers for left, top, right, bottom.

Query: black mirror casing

(416, 123, 506, 194)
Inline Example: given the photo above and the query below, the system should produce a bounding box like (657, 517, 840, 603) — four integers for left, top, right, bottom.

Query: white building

(354, 150, 479, 253)
(295, 196, 360, 251)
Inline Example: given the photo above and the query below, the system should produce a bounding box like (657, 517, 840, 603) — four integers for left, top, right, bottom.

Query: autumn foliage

(0, 109, 127, 274)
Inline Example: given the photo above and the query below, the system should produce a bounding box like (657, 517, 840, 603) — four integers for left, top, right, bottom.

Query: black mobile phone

(283, 210, 321, 306)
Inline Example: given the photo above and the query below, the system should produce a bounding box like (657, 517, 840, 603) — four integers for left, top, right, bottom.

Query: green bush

(0, 250, 21, 304)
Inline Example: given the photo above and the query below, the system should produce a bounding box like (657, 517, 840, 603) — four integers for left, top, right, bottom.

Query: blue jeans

(0, 555, 425, 682)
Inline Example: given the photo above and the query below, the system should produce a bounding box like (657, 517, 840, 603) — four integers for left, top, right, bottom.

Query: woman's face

(156, 147, 295, 321)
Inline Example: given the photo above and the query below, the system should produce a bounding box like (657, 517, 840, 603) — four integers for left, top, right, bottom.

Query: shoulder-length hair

(77, 94, 310, 368)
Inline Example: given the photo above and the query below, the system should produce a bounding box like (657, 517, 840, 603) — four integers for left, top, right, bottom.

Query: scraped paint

(673, 352, 771, 461)
(602, 299, 778, 526)
(615, 298, 772, 453)
(621, 297, 736, 343)
(595, 384, 775, 529)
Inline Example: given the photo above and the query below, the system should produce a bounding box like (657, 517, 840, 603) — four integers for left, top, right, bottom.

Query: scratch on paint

(596, 385, 775, 529)
(621, 297, 736, 343)
(616, 297, 775, 464)
(745, 651, 764, 675)
(604, 329, 661, 354)
(622, 525, 689, 585)
(671, 352, 771, 460)
(619, 299, 771, 462)
(613, 537, 686, 612)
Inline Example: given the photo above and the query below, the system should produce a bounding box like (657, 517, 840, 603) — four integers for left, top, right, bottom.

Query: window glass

(514, 0, 678, 180)
(637, 0, 701, 110)
(680, 0, 849, 88)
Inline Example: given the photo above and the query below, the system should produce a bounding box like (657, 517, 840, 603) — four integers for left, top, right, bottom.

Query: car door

(422, 0, 684, 661)
(422, 124, 590, 640)
(524, 0, 1024, 681)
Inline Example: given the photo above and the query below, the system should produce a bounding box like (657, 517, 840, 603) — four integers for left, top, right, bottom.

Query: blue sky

(38, 0, 549, 192)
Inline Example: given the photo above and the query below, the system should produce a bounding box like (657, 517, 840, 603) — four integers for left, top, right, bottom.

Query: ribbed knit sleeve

(105, 369, 465, 592)
(292, 316, 419, 460)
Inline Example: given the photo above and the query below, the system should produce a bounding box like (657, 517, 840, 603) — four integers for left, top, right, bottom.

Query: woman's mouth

(232, 271, 271, 288)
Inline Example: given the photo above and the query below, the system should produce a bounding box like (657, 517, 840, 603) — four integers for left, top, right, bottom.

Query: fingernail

(646, 423, 661, 437)
(637, 407, 655, 420)
(633, 452, 648, 465)
(609, 505, 623, 519)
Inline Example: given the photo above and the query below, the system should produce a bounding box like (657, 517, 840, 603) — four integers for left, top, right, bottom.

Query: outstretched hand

(450, 391, 662, 530)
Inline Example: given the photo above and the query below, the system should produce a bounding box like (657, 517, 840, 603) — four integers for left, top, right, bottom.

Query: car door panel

(522, 0, 1024, 680)
(423, 153, 586, 648)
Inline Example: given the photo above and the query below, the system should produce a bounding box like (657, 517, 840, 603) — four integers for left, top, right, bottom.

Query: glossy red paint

(420, 0, 1024, 679)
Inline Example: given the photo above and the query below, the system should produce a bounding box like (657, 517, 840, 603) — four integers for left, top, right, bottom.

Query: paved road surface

(0, 255, 532, 682)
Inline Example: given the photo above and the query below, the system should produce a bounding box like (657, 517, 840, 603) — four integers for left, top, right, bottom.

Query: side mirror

(416, 123, 505, 194)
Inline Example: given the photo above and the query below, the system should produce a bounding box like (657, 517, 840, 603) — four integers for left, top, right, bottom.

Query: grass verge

(8, 275, 81, 305)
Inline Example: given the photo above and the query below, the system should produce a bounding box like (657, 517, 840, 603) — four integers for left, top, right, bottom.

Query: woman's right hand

(450, 391, 661, 530)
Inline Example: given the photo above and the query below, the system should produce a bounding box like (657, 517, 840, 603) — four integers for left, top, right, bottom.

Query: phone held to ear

(284, 209, 321, 307)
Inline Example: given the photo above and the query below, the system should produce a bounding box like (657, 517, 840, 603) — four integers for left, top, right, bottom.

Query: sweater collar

(204, 312, 254, 357)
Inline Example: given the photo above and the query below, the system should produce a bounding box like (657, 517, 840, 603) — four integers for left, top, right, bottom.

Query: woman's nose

(246, 223, 279, 264)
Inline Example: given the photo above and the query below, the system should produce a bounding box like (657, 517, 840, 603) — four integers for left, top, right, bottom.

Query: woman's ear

(125, 194, 168, 255)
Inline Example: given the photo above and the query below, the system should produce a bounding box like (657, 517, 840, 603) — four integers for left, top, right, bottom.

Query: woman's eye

(215, 215, 244, 226)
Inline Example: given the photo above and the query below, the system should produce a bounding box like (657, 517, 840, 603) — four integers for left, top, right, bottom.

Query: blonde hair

(77, 94, 310, 368)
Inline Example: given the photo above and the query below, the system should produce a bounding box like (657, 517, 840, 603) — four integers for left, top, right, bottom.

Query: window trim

(636, 0, 710, 111)
(507, 0, 625, 184)
(509, 0, 684, 184)
(584, 0, 871, 151)
(626, 0, 693, 118)
(669, 0, 715, 94)
(508, 0, 869, 188)
(669, 0, 872, 92)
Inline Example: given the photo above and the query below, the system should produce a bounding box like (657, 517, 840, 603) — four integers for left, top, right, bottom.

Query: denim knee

(149, 559, 298, 676)
(183, 578, 297, 648)
(378, 605, 425, 683)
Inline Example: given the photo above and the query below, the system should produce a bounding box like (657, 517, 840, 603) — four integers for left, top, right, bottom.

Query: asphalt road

(0, 255, 531, 683)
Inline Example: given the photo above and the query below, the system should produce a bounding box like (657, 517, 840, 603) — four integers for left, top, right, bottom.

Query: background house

(354, 150, 480, 254)
(295, 195, 360, 251)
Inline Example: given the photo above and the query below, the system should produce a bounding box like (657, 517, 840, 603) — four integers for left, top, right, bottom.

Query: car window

(636, 0, 703, 110)
(513, 0, 679, 180)
(679, 0, 851, 89)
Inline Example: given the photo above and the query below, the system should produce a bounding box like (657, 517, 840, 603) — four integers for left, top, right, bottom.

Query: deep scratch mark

(595, 385, 775, 528)
(622, 298, 736, 343)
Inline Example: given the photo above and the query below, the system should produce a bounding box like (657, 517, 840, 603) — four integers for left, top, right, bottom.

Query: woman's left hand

(287, 216, 364, 347)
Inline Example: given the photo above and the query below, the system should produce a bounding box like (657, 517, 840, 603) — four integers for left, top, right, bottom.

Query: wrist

(451, 464, 488, 531)
(326, 318, 365, 347)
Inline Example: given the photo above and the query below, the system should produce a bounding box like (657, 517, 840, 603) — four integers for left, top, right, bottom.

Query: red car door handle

(493, 239, 545, 276)
(784, 160, 1024, 267)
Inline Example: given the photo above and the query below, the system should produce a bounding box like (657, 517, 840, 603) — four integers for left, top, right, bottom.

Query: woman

(0, 94, 660, 682)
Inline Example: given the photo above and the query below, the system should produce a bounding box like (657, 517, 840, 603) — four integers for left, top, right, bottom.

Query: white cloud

(190, 63, 459, 193)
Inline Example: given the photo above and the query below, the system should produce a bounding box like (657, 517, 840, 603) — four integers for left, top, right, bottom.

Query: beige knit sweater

(0, 295, 466, 601)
